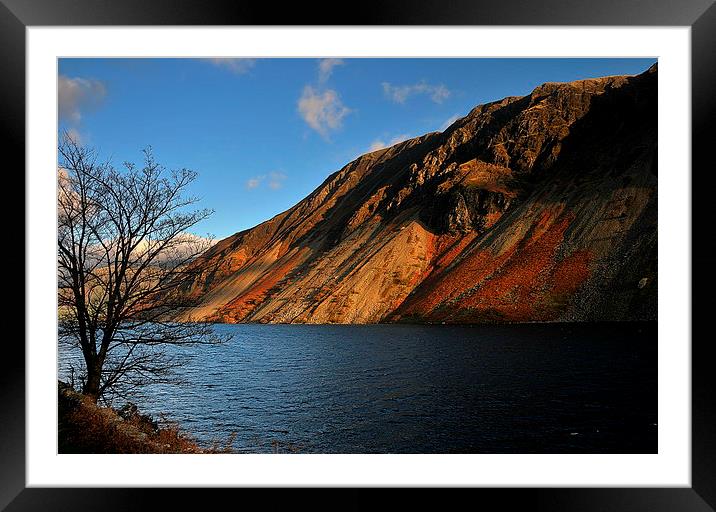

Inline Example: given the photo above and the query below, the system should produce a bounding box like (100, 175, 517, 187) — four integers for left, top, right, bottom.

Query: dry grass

(58, 382, 215, 454)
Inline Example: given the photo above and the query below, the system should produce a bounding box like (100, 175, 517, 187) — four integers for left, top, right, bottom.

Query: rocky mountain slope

(177, 64, 657, 324)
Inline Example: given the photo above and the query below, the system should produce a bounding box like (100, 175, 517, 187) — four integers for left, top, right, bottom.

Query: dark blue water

(59, 322, 657, 453)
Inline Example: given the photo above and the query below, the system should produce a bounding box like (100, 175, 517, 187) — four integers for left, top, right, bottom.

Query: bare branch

(58, 133, 230, 403)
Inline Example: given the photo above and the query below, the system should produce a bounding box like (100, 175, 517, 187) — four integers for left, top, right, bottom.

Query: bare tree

(57, 133, 228, 403)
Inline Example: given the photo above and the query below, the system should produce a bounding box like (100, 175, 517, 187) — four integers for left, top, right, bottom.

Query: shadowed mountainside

(176, 64, 657, 324)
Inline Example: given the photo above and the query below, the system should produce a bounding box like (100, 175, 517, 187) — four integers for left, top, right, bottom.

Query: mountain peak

(177, 66, 657, 324)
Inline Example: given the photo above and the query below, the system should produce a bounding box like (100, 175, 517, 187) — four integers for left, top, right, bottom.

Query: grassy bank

(58, 381, 226, 454)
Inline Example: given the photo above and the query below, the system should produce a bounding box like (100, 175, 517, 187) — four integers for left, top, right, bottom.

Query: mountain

(177, 64, 657, 324)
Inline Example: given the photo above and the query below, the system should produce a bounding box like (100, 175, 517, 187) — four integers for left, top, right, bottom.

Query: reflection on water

(59, 322, 657, 453)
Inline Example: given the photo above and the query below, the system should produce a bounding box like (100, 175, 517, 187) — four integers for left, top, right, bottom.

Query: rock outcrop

(177, 64, 657, 324)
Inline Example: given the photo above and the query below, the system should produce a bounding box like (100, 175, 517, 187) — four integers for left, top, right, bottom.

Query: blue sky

(58, 58, 656, 240)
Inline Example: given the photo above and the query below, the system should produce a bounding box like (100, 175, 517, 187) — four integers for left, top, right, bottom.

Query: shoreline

(58, 381, 225, 454)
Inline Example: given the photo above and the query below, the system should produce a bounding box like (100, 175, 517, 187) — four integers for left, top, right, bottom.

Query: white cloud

(246, 177, 263, 189)
(58, 75, 107, 123)
(440, 114, 461, 131)
(318, 58, 344, 83)
(246, 171, 287, 191)
(382, 81, 451, 104)
(298, 85, 351, 138)
(368, 133, 411, 152)
(133, 232, 217, 263)
(207, 58, 257, 74)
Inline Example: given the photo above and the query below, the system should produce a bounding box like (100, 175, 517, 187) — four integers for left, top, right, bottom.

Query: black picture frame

(5, 0, 715, 509)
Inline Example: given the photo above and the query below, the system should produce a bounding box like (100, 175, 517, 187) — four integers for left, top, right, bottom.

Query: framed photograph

(7, 0, 714, 509)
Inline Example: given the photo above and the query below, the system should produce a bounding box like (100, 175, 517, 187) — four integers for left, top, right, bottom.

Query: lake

(58, 322, 657, 453)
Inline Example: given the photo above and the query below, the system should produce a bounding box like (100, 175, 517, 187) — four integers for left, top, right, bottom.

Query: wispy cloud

(318, 58, 344, 84)
(368, 133, 411, 152)
(440, 114, 461, 131)
(207, 58, 257, 74)
(246, 171, 288, 191)
(382, 81, 451, 104)
(58, 75, 107, 123)
(298, 86, 351, 139)
(267, 171, 287, 190)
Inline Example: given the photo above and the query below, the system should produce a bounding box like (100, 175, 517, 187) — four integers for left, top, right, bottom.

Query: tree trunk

(83, 361, 102, 402)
